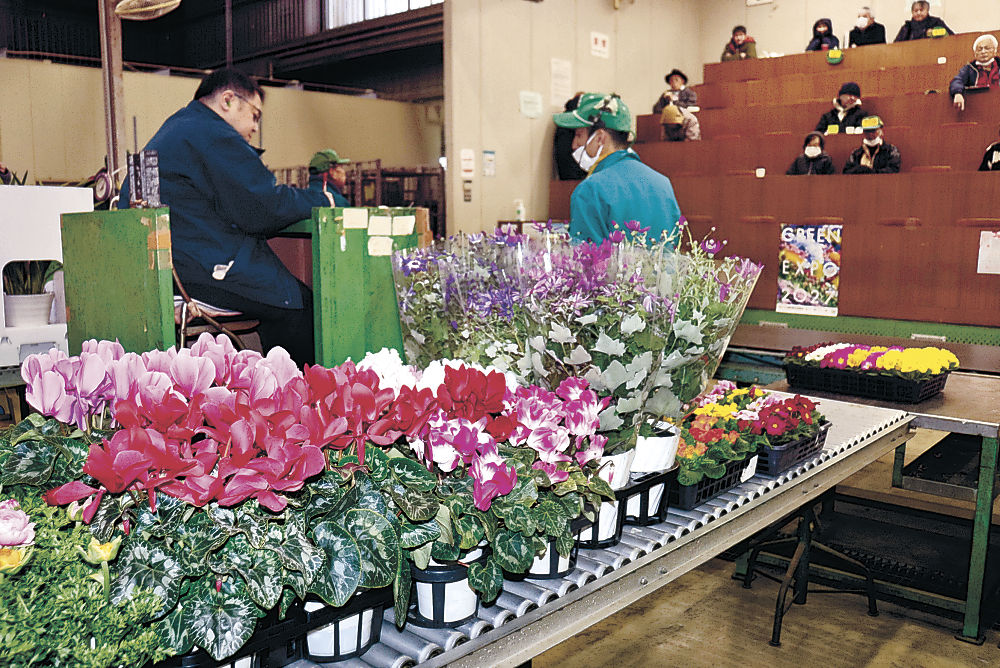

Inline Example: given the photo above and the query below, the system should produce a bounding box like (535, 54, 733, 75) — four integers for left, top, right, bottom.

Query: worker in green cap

(307, 148, 351, 206)
(552, 92, 682, 245)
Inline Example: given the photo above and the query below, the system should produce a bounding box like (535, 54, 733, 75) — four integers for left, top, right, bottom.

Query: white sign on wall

(460, 149, 475, 179)
(977, 231, 1000, 274)
(519, 90, 544, 118)
(590, 32, 609, 58)
(550, 58, 573, 107)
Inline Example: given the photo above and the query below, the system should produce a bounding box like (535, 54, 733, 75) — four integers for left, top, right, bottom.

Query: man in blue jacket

(552, 93, 682, 245)
(121, 68, 330, 365)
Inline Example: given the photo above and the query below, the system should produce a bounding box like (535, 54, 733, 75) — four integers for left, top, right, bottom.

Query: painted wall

(444, 0, 700, 233)
(0, 59, 442, 184)
(697, 0, 1000, 66)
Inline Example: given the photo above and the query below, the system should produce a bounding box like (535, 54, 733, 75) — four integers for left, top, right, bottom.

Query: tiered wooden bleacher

(550, 32, 1000, 331)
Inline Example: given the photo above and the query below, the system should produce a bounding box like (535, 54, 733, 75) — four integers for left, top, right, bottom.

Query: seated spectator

(0, 162, 12, 185)
(659, 101, 701, 142)
(653, 69, 697, 112)
(722, 26, 757, 61)
(815, 82, 866, 134)
(843, 116, 900, 174)
(787, 132, 835, 175)
(555, 93, 588, 180)
(849, 7, 886, 47)
(950, 34, 1000, 112)
(806, 18, 840, 51)
(894, 1, 953, 42)
(978, 126, 1000, 171)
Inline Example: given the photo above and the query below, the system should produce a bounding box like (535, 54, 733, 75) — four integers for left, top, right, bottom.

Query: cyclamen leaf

(411, 542, 432, 570)
(491, 478, 538, 511)
(174, 511, 229, 573)
(393, 552, 413, 627)
(111, 542, 184, 610)
(274, 524, 325, 588)
(493, 530, 534, 574)
(339, 508, 399, 589)
(466, 557, 503, 603)
(186, 578, 258, 661)
(496, 504, 535, 535)
(213, 534, 284, 611)
(430, 539, 460, 562)
(311, 521, 362, 606)
(452, 513, 484, 551)
(388, 484, 438, 522)
(555, 531, 575, 559)
(533, 499, 569, 537)
(154, 603, 193, 655)
(398, 521, 440, 549)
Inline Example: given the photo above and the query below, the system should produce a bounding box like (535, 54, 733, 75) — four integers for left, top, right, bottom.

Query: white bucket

(598, 450, 636, 490)
(528, 543, 572, 576)
(632, 428, 680, 473)
(3, 293, 54, 327)
(625, 482, 665, 519)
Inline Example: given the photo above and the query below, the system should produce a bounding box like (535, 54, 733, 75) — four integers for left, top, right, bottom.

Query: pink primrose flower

(0, 500, 35, 546)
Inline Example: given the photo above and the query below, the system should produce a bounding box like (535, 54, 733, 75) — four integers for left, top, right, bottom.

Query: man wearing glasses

(121, 68, 329, 366)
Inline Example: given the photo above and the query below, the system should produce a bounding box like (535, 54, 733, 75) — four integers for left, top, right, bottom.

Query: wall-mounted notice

(591, 31, 609, 58)
(978, 230, 1000, 274)
(519, 90, 543, 118)
(776, 223, 842, 317)
(482, 150, 496, 177)
(460, 148, 475, 179)
(551, 58, 573, 107)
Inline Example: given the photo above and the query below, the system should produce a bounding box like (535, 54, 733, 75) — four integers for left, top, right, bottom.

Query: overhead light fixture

(114, 0, 182, 21)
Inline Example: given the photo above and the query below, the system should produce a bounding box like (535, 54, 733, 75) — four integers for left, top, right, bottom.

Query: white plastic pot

(576, 499, 621, 543)
(626, 482, 665, 519)
(632, 428, 680, 473)
(528, 543, 572, 576)
(303, 601, 374, 657)
(3, 293, 54, 327)
(598, 449, 636, 491)
(413, 546, 485, 625)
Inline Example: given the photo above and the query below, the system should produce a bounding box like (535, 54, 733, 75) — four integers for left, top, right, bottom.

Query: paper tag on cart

(740, 455, 759, 483)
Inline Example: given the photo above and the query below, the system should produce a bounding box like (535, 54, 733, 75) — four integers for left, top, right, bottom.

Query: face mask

(856, 17, 869, 29)
(863, 136, 882, 147)
(804, 145, 822, 158)
(572, 132, 602, 171)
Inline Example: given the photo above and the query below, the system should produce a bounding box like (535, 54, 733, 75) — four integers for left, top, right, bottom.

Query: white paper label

(519, 91, 544, 119)
(368, 215, 391, 236)
(392, 215, 416, 236)
(937, 56, 947, 64)
(343, 208, 368, 229)
(367, 236, 393, 256)
(551, 58, 573, 107)
(977, 230, 1000, 274)
(590, 31, 609, 58)
(460, 149, 475, 178)
(740, 455, 759, 483)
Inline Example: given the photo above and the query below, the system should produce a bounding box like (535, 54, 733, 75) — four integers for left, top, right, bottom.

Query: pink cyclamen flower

(623, 220, 651, 234)
(532, 460, 568, 484)
(0, 500, 35, 546)
(701, 238, 724, 255)
(526, 426, 572, 464)
(608, 230, 626, 244)
(575, 434, 607, 467)
(470, 446, 517, 511)
(555, 377, 590, 402)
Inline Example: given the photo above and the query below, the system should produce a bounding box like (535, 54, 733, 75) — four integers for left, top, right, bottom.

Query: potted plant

(2, 259, 61, 327)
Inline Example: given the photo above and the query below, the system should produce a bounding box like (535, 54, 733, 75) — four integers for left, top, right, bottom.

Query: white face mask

(863, 136, 882, 147)
(572, 132, 602, 171)
(804, 145, 822, 158)
(856, 16, 870, 30)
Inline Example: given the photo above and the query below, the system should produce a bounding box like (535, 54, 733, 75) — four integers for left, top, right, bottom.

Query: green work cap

(552, 93, 632, 132)
(309, 149, 351, 172)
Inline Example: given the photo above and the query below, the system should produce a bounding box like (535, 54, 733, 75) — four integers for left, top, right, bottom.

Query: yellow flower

(83, 536, 121, 564)
(0, 546, 32, 574)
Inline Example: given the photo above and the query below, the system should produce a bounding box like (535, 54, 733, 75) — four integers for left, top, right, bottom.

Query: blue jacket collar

(590, 148, 640, 176)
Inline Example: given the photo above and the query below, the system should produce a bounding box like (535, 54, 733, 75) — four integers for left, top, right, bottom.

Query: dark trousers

(183, 279, 315, 367)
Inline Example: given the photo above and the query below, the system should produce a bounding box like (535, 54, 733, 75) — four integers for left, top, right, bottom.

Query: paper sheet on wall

(977, 231, 1000, 274)
(343, 208, 369, 229)
(551, 58, 573, 107)
(368, 215, 392, 236)
(367, 236, 393, 257)
(519, 91, 544, 119)
(590, 32, 609, 58)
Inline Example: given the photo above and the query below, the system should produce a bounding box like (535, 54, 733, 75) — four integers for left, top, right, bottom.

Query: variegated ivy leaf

(186, 578, 258, 661)
(528, 335, 547, 352)
(593, 331, 626, 356)
(111, 542, 184, 609)
(548, 322, 576, 344)
(625, 351, 653, 390)
(563, 345, 592, 365)
(575, 313, 598, 325)
(620, 313, 646, 335)
(600, 360, 629, 391)
(311, 521, 362, 606)
(598, 405, 624, 431)
(615, 396, 642, 414)
(673, 319, 704, 345)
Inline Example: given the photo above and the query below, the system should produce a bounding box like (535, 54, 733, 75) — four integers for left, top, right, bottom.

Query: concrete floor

(535, 558, 996, 668)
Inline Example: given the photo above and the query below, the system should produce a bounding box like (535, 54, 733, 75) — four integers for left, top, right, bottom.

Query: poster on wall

(776, 223, 842, 317)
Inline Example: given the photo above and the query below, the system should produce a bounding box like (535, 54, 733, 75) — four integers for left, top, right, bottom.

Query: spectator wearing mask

(894, 1, 953, 42)
(555, 93, 588, 180)
(787, 132, 835, 175)
(950, 34, 1000, 112)
(0, 162, 13, 185)
(722, 26, 757, 62)
(659, 101, 701, 142)
(843, 116, 901, 174)
(806, 18, 840, 52)
(653, 69, 697, 112)
(849, 7, 886, 47)
(978, 126, 1000, 171)
(815, 82, 867, 134)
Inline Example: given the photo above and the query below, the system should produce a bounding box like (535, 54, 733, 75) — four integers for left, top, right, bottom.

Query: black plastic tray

(669, 457, 750, 511)
(784, 364, 949, 403)
(756, 422, 831, 477)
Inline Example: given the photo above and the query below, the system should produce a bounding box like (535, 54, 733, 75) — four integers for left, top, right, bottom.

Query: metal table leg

(958, 435, 998, 644)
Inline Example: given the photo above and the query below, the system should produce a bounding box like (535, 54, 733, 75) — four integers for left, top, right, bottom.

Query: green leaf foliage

(493, 530, 534, 574)
(466, 557, 503, 603)
(393, 552, 413, 627)
(273, 524, 325, 589)
(309, 521, 362, 606)
(339, 508, 399, 589)
(388, 484, 438, 522)
(398, 520, 440, 549)
(212, 534, 284, 611)
(185, 578, 258, 661)
(111, 541, 185, 610)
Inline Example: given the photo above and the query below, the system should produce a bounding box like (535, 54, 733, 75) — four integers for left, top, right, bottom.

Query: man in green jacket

(553, 93, 682, 245)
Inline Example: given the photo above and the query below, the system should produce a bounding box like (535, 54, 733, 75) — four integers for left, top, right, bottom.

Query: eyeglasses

(233, 92, 262, 124)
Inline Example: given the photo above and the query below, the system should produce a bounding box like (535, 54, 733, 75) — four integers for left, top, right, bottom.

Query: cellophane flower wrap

(393, 221, 762, 454)
(677, 381, 827, 485)
(785, 342, 959, 381)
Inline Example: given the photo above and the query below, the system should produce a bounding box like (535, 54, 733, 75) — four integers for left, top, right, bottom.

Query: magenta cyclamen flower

(470, 445, 517, 511)
(701, 238, 724, 255)
(623, 220, 651, 234)
(608, 230, 626, 244)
